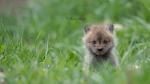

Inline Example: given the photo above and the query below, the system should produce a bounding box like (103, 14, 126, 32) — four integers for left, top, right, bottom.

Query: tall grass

(0, 0, 150, 84)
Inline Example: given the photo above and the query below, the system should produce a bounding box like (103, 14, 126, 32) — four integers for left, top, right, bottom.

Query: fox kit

(83, 24, 119, 72)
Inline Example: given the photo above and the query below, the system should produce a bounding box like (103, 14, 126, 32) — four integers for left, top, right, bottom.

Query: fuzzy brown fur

(83, 24, 119, 72)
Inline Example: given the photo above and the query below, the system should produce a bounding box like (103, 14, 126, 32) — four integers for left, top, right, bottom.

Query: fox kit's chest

(91, 51, 110, 63)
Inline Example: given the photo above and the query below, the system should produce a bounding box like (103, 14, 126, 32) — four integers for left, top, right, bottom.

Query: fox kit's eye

(92, 41, 96, 44)
(103, 40, 109, 44)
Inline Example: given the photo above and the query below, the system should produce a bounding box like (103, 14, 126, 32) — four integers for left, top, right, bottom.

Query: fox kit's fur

(83, 24, 119, 72)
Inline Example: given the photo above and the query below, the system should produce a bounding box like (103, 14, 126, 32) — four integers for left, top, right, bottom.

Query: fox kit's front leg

(83, 51, 93, 75)
(109, 51, 119, 67)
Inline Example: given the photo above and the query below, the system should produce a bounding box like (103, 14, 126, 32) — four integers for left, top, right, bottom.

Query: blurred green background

(0, 0, 150, 84)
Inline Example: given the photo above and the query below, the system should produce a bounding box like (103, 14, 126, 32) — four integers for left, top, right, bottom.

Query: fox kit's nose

(97, 48, 103, 51)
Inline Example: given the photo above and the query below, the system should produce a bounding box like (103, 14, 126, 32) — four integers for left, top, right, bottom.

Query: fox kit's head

(83, 24, 115, 55)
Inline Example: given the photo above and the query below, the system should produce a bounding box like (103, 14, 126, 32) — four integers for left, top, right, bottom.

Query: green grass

(0, 0, 150, 84)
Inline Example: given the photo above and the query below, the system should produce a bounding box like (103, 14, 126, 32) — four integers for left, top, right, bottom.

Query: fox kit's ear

(108, 24, 114, 32)
(84, 25, 91, 34)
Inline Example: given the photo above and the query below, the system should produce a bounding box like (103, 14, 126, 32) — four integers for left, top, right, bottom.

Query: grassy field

(0, 0, 150, 84)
